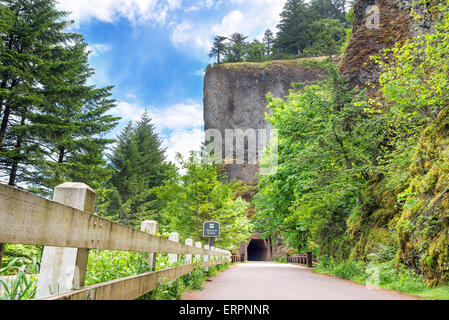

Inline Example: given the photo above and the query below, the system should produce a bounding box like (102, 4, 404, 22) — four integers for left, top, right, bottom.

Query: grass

(0, 247, 232, 300)
(314, 259, 449, 300)
(151, 262, 232, 300)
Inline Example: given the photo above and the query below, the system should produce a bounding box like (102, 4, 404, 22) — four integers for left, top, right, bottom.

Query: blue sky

(56, 0, 285, 163)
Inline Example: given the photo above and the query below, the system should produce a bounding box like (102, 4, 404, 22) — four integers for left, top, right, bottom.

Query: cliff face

(341, 0, 449, 285)
(341, 0, 433, 91)
(203, 59, 328, 182)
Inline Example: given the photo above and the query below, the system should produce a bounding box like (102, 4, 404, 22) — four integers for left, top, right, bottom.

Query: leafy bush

(332, 261, 366, 281)
(315, 258, 449, 299)
(0, 258, 38, 300)
(85, 250, 151, 285)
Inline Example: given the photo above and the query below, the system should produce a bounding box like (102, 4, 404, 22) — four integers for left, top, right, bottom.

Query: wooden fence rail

(286, 252, 317, 268)
(0, 182, 231, 300)
(231, 253, 243, 263)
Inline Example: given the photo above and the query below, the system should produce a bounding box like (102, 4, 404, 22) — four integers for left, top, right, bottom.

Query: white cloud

(115, 101, 146, 122)
(170, 0, 285, 58)
(112, 100, 204, 164)
(56, 0, 182, 27)
(185, 0, 215, 12)
(88, 43, 113, 57)
(149, 102, 203, 132)
(192, 69, 205, 77)
(164, 128, 204, 164)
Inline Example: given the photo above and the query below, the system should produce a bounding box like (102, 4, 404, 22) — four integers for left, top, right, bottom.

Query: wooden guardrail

(0, 182, 231, 300)
(231, 253, 244, 263)
(286, 252, 316, 268)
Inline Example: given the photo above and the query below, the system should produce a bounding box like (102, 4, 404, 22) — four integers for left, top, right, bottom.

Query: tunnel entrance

(247, 239, 270, 261)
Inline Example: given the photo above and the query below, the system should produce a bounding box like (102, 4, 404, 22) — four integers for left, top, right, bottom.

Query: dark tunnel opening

(247, 239, 269, 261)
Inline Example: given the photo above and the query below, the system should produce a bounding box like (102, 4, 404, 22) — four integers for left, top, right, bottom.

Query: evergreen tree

(226, 33, 248, 62)
(246, 40, 266, 62)
(208, 36, 228, 64)
(303, 19, 346, 61)
(263, 29, 275, 56)
(310, 0, 346, 22)
(274, 0, 315, 54)
(0, 0, 119, 190)
(105, 113, 169, 227)
(274, 0, 347, 54)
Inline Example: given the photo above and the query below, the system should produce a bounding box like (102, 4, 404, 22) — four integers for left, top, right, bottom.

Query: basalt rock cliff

(203, 58, 328, 182)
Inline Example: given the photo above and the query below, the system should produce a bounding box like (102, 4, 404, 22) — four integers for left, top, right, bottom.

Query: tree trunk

(0, 103, 11, 148)
(0, 79, 7, 116)
(8, 115, 25, 187)
(58, 147, 65, 164)
(0, 80, 18, 148)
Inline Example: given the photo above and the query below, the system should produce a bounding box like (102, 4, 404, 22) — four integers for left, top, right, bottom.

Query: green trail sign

(203, 221, 220, 238)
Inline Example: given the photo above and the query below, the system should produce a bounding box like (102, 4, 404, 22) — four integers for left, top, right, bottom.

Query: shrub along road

(182, 262, 418, 300)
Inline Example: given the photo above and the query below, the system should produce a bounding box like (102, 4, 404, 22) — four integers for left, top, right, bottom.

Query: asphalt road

(182, 262, 418, 300)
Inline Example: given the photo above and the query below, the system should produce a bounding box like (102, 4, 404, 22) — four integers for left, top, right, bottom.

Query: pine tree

(275, 0, 314, 54)
(263, 29, 274, 56)
(105, 113, 169, 227)
(246, 40, 266, 62)
(208, 36, 228, 64)
(0, 0, 119, 190)
(227, 33, 248, 62)
(274, 0, 346, 54)
(310, 0, 346, 21)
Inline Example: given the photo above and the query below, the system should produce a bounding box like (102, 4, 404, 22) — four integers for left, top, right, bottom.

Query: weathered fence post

(195, 242, 202, 263)
(168, 232, 179, 266)
(185, 238, 193, 264)
(36, 183, 96, 298)
(210, 246, 215, 263)
(204, 244, 209, 271)
(141, 220, 158, 271)
(307, 251, 313, 268)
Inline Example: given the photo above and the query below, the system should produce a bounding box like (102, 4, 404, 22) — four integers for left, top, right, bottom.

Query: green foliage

(315, 259, 449, 299)
(0, 258, 38, 300)
(254, 64, 387, 257)
(246, 40, 266, 62)
(0, 0, 119, 191)
(85, 250, 151, 286)
(84, 250, 230, 300)
(226, 33, 249, 63)
(254, 0, 449, 288)
(154, 154, 252, 250)
(209, 36, 228, 64)
(98, 112, 170, 228)
(303, 18, 346, 60)
(150, 278, 186, 300)
(1, 244, 41, 268)
(274, 0, 346, 55)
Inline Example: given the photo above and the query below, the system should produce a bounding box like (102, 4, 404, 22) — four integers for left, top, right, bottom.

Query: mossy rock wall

(340, 0, 433, 92)
(396, 108, 449, 286)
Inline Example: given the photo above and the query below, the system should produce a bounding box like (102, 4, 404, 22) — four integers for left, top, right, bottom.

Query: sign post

(203, 221, 220, 247)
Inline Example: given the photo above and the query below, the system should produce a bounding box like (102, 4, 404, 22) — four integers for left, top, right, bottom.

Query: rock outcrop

(341, 0, 434, 92)
(203, 58, 328, 182)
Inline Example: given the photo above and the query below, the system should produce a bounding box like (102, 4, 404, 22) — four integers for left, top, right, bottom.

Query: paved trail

(182, 262, 418, 300)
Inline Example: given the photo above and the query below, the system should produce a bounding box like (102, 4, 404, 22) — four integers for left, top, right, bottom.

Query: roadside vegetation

(0, 247, 231, 300)
(253, 0, 449, 298)
(314, 260, 449, 300)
